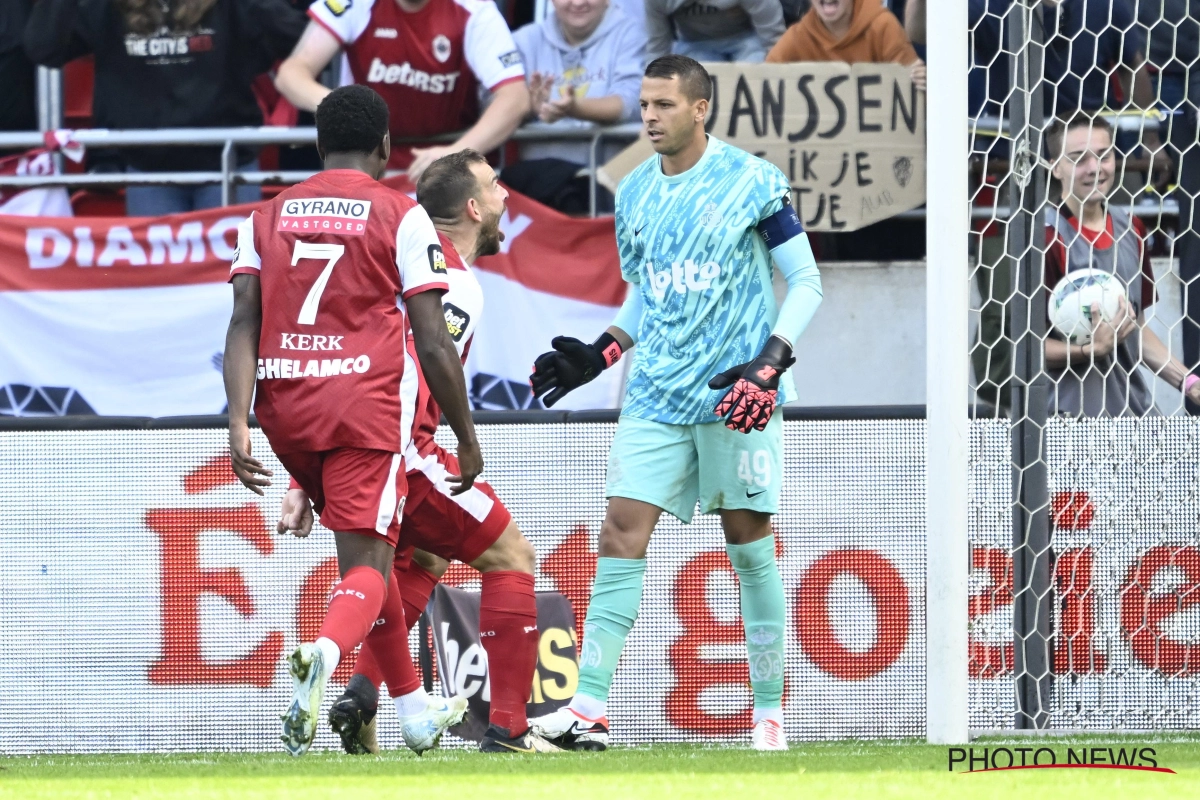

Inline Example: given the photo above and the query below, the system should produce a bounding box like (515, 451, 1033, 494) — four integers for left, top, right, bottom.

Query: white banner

(1, 418, 1198, 752)
(0, 179, 626, 417)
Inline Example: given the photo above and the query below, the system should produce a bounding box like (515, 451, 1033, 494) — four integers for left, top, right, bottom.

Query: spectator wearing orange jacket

(766, 0, 924, 90)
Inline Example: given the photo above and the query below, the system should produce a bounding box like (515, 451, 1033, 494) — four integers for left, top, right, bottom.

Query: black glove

(708, 336, 795, 433)
(530, 333, 623, 407)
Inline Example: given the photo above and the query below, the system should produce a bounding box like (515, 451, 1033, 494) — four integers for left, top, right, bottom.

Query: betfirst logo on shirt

(278, 198, 372, 236)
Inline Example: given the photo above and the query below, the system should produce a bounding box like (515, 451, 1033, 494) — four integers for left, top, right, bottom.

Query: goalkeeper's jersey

(616, 136, 797, 425)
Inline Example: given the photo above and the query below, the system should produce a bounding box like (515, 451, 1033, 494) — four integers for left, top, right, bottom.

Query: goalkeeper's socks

(569, 693, 607, 721)
(575, 557, 647, 706)
(363, 568, 422, 698)
(479, 571, 539, 734)
(317, 565, 387, 661)
(726, 536, 787, 711)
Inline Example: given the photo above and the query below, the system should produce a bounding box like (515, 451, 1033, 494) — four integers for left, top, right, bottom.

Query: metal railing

(0, 123, 642, 216)
(0, 116, 1181, 220)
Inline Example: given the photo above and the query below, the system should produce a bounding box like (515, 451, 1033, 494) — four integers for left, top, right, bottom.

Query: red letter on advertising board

(1054, 547, 1106, 674)
(968, 547, 1013, 678)
(539, 525, 598, 651)
(1121, 545, 1200, 676)
(146, 505, 283, 687)
(296, 557, 358, 683)
(796, 549, 909, 680)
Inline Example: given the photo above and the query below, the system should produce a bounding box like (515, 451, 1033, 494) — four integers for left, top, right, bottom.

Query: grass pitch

(3, 739, 1199, 800)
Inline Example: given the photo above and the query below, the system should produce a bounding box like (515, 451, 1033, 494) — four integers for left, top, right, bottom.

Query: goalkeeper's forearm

(608, 286, 643, 351)
(770, 234, 823, 348)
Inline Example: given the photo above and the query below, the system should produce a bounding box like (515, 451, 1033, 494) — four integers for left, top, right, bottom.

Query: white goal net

(964, 0, 1200, 731)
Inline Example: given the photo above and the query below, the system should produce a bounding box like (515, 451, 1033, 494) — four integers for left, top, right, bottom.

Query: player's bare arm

(223, 273, 273, 495)
(406, 289, 482, 493)
(408, 81, 531, 181)
(275, 21, 340, 113)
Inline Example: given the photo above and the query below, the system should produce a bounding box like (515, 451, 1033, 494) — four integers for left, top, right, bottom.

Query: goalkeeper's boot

(400, 695, 469, 755)
(328, 674, 380, 755)
(281, 643, 332, 757)
(751, 719, 788, 752)
(479, 724, 562, 753)
(530, 707, 609, 751)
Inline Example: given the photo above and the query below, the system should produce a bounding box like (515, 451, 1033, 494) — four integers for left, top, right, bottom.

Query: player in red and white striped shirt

(278, 150, 558, 754)
(223, 85, 481, 757)
(275, 0, 530, 180)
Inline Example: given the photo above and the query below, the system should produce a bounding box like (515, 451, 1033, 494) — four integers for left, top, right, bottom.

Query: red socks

(355, 561, 441, 693)
(479, 571, 538, 734)
(399, 561, 440, 631)
(317, 565, 386, 658)
(359, 569, 422, 697)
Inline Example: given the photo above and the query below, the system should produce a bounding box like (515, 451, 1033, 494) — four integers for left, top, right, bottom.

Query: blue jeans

(125, 159, 262, 215)
(673, 33, 767, 64)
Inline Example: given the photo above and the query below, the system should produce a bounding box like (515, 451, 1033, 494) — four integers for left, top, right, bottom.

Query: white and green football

(1048, 268, 1126, 346)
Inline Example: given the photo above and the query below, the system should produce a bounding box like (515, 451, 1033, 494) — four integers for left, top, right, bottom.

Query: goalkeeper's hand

(530, 333, 623, 407)
(708, 336, 795, 433)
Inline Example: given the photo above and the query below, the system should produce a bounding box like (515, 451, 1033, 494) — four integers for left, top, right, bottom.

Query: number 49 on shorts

(738, 450, 772, 487)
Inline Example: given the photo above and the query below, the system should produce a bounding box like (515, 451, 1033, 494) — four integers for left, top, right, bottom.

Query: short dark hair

(644, 55, 712, 103)
(315, 85, 390, 157)
(416, 149, 490, 222)
(1045, 113, 1114, 161)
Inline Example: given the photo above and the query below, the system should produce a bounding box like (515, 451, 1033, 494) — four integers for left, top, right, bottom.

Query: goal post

(925, 0, 971, 745)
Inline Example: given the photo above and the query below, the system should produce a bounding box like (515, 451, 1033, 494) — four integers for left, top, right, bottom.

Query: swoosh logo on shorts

(746, 490, 766, 498)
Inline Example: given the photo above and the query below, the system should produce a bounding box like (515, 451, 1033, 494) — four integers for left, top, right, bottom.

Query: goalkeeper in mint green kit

(529, 55, 822, 752)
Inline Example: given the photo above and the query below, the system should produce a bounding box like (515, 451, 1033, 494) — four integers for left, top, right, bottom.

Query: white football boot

(400, 695, 469, 754)
(530, 707, 609, 751)
(751, 719, 788, 751)
(281, 643, 333, 757)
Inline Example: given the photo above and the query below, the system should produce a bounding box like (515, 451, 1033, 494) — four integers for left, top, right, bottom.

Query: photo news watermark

(948, 746, 1176, 773)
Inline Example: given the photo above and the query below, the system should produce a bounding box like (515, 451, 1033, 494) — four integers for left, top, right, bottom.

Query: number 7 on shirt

(292, 242, 346, 325)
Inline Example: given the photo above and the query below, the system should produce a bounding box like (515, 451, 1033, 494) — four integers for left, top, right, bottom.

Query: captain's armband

(756, 195, 804, 250)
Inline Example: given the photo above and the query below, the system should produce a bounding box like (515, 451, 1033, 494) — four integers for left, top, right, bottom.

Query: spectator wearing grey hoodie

(646, 0, 786, 63)
(506, 0, 645, 212)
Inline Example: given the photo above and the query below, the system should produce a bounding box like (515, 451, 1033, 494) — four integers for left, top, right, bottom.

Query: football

(1048, 268, 1126, 345)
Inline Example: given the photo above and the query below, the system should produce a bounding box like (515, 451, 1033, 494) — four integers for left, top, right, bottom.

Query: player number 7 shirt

(229, 169, 449, 455)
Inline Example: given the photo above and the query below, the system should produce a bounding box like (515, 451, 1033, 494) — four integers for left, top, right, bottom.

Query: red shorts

(396, 443, 511, 566)
(277, 448, 407, 546)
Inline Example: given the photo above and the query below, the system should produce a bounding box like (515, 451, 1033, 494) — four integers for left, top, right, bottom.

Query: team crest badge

(324, 0, 351, 16)
(432, 34, 452, 64)
(700, 202, 723, 228)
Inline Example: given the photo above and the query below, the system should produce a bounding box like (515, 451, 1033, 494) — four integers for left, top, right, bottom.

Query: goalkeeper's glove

(708, 336, 795, 433)
(530, 332, 624, 407)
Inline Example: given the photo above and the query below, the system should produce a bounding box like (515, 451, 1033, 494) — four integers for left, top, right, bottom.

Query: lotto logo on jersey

(278, 198, 371, 236)
(646, 258, 722, 299)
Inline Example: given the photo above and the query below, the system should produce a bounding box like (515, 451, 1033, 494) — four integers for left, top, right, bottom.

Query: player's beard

(475, 207, 504, 258)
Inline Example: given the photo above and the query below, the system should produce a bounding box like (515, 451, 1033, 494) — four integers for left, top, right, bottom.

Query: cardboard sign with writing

(599, 62, 925, 232)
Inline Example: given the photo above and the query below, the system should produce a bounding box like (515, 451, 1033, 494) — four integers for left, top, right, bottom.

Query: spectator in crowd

(1138, 0, 1200, 412)
(24, 0, 306, 215)
(767, 0, 925, 90)
(275, 0, 531, 182)
(1, 0, 36, 134)
(1043, 114, 1200, 415)
(644, 0, 785, 63)
(504, 0, 644, 212)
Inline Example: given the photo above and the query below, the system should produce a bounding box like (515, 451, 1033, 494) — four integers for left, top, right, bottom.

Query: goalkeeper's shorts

(604, 412, 783, 524)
